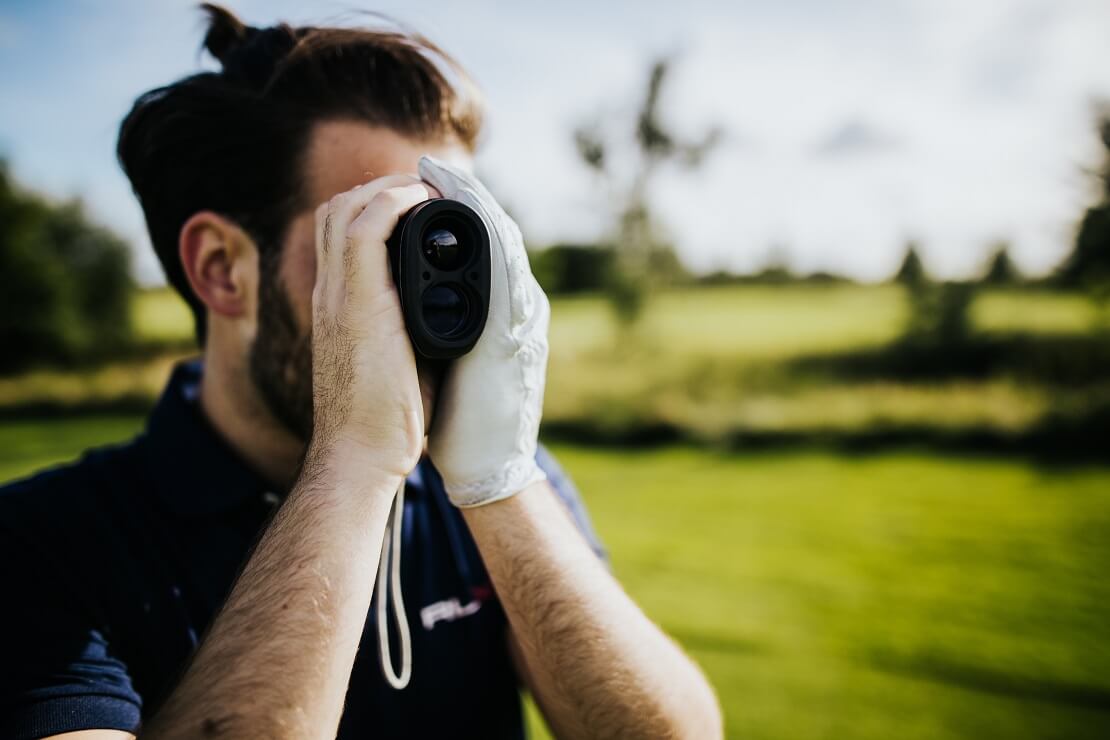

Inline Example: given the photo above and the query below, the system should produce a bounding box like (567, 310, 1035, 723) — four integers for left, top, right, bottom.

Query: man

(0, 5, 721, 739)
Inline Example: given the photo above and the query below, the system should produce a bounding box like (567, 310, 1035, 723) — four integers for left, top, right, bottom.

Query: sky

(1, 0, 1109, 284)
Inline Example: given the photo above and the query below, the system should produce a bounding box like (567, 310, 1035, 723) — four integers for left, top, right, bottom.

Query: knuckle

(347, 219, 376, 243)
(371, 188, 402, 210)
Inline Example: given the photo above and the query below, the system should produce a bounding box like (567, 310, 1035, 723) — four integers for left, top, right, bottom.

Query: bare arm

(466, 481, 723, 739)
(49, 460, 391, 740)
(141, 445, 397, 739)
(414, 158, 721, 739)
(137, 176, 437, 739)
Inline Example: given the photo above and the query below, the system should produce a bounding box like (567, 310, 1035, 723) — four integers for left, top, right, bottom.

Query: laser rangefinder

(386, 199, 492, 359)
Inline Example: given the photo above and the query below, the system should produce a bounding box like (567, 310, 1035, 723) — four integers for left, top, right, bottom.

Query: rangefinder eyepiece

(422, 228, 463, 270)
(387, 199, 491, 359)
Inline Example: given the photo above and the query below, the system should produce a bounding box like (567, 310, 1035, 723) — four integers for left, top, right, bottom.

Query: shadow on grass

(4, 397, 1109, 463)
(867, 647, 1110, 712)
(0, 338, 195, 378)
(6, 397, 1101, 459)
(541, 399, 1110, 464)
(791, 332, 1110, 385)
(4, 333, 1110, 464)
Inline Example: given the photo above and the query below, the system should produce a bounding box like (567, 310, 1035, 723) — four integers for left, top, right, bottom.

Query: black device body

(386, 198, 492, 360)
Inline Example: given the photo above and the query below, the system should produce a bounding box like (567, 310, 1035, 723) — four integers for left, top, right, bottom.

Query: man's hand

(419, 156, 551, 507)
(416, 160, 722, 736)
(308, 175, 439, 481)
(142, 174, 440, 740)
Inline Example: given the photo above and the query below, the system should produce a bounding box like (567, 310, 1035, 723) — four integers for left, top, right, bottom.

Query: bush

(0, 162, 133, 373)
(1057, 113, 1110, 312)
(530, 243, 617, 295)
(904, 281, 975, 346)
(894, 243, 928, 286)
(982, 243, 1021, 285)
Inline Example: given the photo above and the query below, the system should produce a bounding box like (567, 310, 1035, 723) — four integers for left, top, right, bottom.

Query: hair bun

(201, 3, 255, 66)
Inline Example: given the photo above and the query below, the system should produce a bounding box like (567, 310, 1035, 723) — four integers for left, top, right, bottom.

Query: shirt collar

(142, 360, 273, 518)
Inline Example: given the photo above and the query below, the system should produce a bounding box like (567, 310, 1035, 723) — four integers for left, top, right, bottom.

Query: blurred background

(2, 0, 1110, 737)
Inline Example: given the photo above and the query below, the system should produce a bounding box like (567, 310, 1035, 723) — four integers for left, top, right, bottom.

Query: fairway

(131, 282, 1102, 358)
(3, 417, 1107, 739)
(105, 285, 1107, 448)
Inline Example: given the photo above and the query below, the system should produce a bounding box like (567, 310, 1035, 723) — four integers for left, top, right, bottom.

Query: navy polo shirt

(0, 362, 605, 739)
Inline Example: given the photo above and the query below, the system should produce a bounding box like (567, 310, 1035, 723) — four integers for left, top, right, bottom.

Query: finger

(321, 174, 426, 238)
(317, 174, 425, 302)
(346, 182, 437, 296)
(312, 201, 331, 320)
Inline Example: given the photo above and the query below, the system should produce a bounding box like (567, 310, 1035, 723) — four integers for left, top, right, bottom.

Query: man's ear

(179, 211, 258, 321)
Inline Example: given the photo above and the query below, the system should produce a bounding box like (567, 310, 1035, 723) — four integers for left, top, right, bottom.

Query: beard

(248, 265, 314, 443)
(247, 257, 442, 447)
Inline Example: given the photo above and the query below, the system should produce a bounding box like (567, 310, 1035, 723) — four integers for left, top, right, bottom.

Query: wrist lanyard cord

(376, 477, 412, 689)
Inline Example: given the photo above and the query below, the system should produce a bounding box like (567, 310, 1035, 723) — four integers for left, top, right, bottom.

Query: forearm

(463, 482, 722, 739)
(144, 442, 398, 740)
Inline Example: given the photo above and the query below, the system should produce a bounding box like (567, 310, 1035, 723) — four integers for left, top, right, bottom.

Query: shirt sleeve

(535, 445, 608, 562)
(0, 527, 142, 739)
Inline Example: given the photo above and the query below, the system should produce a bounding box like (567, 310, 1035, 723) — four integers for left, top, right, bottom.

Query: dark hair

(118, 4, 483, 341)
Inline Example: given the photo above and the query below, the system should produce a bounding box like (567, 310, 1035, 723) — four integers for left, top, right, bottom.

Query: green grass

(133, 287, 195, 344)
(0, 415, 145, 478)
(0, 285, 1081, 445)
(135, 283, 1096, 356)
(3, 416, 1108, 739)
(549, 445, 1110, 739)
(543, 285, 1101, 441)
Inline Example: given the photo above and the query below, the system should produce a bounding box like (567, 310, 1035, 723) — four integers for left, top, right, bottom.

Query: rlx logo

(420, 597, 482, 630)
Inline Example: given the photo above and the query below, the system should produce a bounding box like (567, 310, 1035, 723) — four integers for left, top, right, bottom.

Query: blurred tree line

(0, 161, 133, 373)
(543, 62, 1110, 327)
(1059, 111, 1110, 315)
(2, 87, 1109, 373)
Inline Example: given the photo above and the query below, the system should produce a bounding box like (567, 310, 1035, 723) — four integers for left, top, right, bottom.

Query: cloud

(813, 120, 902, 158)
(2, 0, 1110, 283)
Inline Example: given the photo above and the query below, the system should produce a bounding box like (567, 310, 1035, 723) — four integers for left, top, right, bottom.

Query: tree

(1058, 113, 1110, 289)
(982, 241, 1020, 285)
(530, 243, 617, 295)
(903, 281, 974, 345)
(894, 242, 928, 286)
(0, 161, 134, 372)
(574, 58, 720, 328)
(891, 240, 974, 345)
(1062, 205, 1110, 286)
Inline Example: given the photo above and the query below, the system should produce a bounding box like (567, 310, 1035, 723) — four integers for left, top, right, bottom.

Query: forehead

(301, 119, 471, 206)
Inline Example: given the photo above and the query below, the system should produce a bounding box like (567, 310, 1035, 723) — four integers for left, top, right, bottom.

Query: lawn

(136, 281, 1099, 356)
(541, 285, 1101, 442)
(4, 285, 1099, 447)
(3, 416, 1108, 739)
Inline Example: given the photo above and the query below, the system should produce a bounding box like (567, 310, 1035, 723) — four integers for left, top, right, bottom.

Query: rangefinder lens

(387, 198, 490, 359)
(421, 284, 469, 336)
(422, 228, 462, 270)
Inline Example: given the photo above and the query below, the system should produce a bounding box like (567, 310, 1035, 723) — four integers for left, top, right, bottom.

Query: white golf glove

(419, 155, 550, 507)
